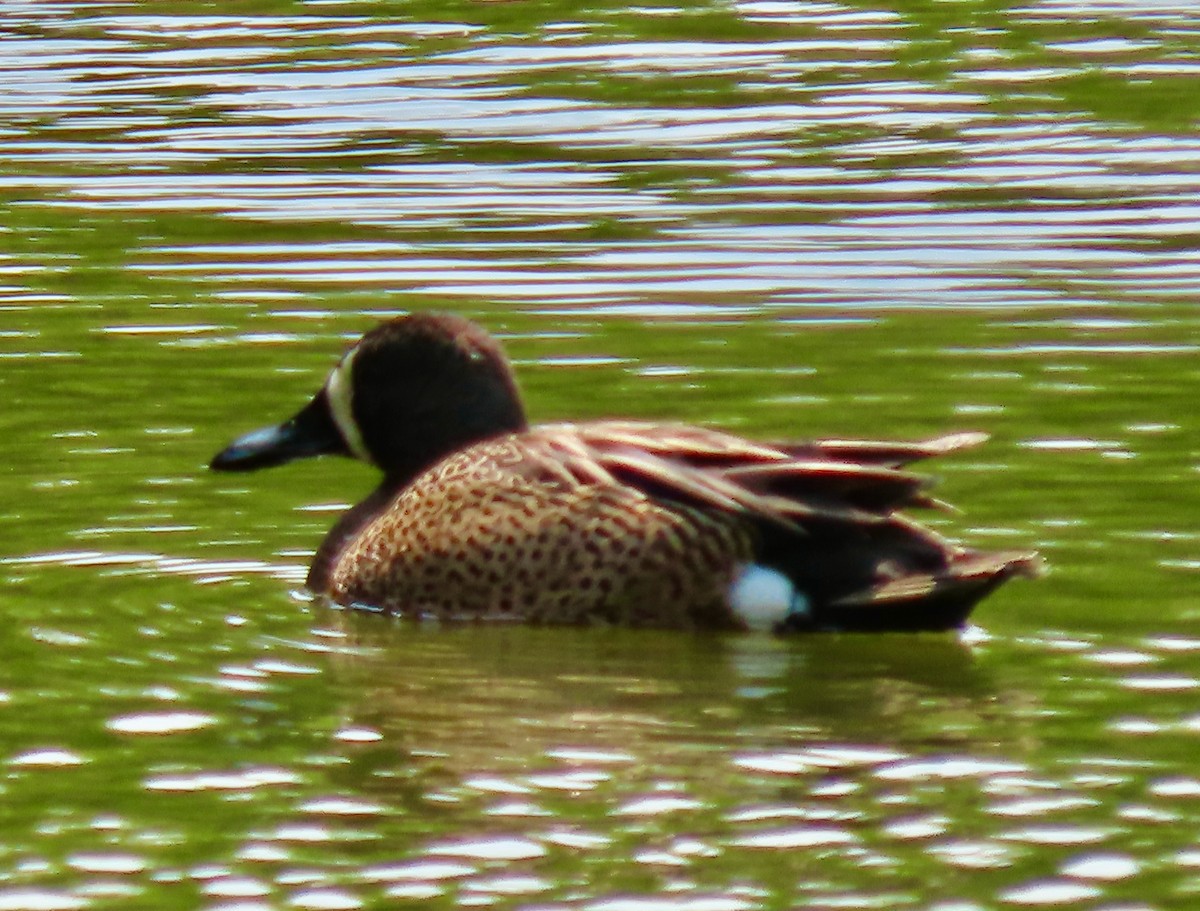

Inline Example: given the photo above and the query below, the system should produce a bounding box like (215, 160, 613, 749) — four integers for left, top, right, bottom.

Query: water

(2, 1, 1200, 908)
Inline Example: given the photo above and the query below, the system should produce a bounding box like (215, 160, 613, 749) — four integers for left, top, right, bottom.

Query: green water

(3, 1, 1200, 908)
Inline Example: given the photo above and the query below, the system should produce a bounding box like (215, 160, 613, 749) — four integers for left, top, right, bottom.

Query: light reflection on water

(4, 2, 1200, 313)
(3, 0, 1200, 909)
(5, 596, 1200, 907)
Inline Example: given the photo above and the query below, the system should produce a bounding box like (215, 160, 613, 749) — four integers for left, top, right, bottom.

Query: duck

(210, 312, 1039, 632)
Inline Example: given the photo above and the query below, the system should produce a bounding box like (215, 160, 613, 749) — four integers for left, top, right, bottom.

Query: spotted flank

(211, 312, 1040, 632)
(329, 430, 754, 628)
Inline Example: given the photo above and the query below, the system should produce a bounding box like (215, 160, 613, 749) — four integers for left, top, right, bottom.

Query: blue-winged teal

(211, 313, 1039, 632)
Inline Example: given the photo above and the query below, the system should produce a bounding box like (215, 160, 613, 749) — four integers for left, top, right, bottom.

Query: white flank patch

(325, 347, 372, 463)
(727, 564, 809, 631)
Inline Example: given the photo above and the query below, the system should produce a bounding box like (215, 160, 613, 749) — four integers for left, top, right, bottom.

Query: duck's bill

(210, 392, 349, 472)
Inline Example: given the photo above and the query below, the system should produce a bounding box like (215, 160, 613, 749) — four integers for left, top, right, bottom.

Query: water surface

(2, 1, 1199, 908)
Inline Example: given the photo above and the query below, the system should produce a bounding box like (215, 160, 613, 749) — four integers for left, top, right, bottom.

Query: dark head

(210, 313, 528, 484)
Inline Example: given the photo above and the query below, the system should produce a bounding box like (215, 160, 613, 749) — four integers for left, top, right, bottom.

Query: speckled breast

(327, 440, 756, 629)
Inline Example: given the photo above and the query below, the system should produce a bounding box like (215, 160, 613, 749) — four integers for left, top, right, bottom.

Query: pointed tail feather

(832, 550, 1042, 609)
(791, 432, 990, 468)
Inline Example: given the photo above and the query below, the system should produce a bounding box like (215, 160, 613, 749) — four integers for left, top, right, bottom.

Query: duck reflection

(312, 607, 999, 789)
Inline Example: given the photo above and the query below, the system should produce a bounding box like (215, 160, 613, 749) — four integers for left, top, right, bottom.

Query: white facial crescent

(325, 347, 372, 463)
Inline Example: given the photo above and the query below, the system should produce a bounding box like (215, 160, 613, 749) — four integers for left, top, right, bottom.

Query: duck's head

(211, 313, 528, 483)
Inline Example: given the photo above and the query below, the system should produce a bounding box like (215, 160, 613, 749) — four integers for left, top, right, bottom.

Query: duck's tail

(788, 548, 1043, 632)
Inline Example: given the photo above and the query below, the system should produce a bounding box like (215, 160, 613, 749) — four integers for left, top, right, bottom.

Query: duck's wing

(561, 421, 986, 467)
(783, 431, 990, 469)
(506, 422, 1036, 631)
(532, 421, 947, 525)
(724, 432, 993, 513)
